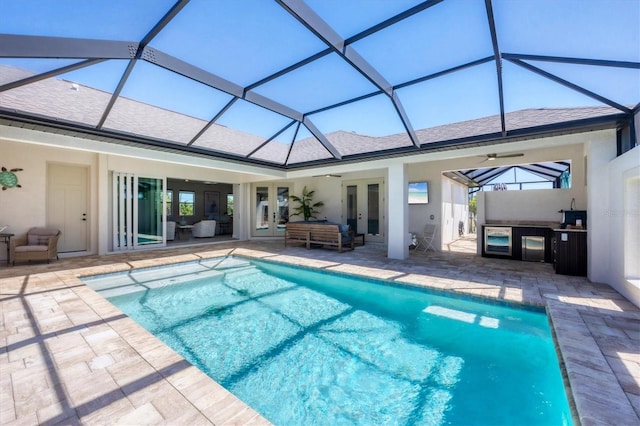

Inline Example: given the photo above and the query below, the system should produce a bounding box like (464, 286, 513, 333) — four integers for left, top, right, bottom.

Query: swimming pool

(82, 256, 572, 425)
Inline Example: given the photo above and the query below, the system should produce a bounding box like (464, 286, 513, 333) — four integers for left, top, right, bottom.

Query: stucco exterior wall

(599, 147, 640, 307)
(0, 138, 99, 260)
(3, 126, 637, 309)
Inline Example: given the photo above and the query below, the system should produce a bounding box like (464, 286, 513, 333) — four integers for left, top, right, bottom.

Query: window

(227, 193, 234, 216)
(166, 190, 173, 217)
(179, 191, 195, 216)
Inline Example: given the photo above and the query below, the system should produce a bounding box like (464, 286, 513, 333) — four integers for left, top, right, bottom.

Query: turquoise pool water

(83, 256, 572, 426)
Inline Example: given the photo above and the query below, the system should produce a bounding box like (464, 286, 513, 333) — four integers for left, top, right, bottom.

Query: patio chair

(192, 220, 216, 238)
(10, 227, 61, 265)
(415, 223, 438, 252)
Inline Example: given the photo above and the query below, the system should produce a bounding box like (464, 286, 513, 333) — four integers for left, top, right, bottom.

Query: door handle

(273, 212, 276, 223)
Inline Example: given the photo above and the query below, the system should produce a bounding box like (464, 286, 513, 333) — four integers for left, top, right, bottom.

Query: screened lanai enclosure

(0, 0, 638, 168)
(446, 160, 573, 192)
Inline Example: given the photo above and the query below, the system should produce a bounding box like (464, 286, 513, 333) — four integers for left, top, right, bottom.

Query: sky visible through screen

(0, 0, 638, 142)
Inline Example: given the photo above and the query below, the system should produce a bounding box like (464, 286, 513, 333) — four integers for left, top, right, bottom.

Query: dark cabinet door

(555, 231, 587, 276)
(512, 227, 554, 263)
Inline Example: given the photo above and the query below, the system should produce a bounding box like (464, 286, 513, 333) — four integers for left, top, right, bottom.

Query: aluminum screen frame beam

(0, 34, 137, 59)
(0, 58, 106, 92)
(484, 0, 506, 137)
(276, 0, 420, 148)
(246, 0, 443, 94)
(303, 117, 342, 159)
(506, 58, 632, 114)
(345, 0, 445, 45)
(502, 53, 640, 69)
(145, 47, 244, 97)
(247, 120, 297, 159)
(1, 1, 636, 169)
(97, 0, 192, 130)
(187, 98, 238, 147)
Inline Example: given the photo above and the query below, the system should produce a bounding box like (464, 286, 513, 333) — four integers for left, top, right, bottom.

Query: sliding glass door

(112, 173, 165, 250)
(137, 177, 164, 245)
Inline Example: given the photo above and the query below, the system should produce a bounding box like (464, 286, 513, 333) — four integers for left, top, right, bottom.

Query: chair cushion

(26, 227, 58, 245)
(27, 234, 51, 246)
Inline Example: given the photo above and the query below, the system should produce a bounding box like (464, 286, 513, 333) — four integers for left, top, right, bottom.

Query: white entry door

(252, 183, 290, 237)
(47, 164, 88, 253)
(342, 179, 385, 243)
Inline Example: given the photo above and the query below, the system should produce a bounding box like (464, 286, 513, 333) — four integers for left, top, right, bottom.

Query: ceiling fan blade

(485, 152, 525, 160)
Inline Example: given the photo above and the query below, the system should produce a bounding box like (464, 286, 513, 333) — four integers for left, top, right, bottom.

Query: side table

(0, 233, 15, 265)
(177, 225, 194, 240)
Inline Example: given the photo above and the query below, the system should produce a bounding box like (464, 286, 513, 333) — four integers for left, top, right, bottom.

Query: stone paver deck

(1, 239, 638, 425)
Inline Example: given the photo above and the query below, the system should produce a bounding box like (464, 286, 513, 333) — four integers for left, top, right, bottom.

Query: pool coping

(1, 245, 639, 425)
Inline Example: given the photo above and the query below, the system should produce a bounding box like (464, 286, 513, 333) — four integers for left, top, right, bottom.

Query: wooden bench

(284, 224, 310, 248)
(285, 222, 355, 253)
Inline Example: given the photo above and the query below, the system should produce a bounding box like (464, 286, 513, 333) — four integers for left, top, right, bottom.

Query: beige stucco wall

(593, 145, 640, 307)
(3, 125, 637, 310)
(0, 138, 99, 260)
(289, 132, 604, 251)
(0, 122, 291, 255)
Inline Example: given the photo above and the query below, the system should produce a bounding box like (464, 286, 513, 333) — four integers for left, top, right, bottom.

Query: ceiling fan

(481, 152, 525, 162)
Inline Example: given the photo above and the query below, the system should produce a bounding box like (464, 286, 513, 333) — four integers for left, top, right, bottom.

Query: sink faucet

(570, 198, 576, 210)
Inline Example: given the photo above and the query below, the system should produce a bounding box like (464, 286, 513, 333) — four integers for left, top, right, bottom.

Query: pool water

(83, 256, 572, 426)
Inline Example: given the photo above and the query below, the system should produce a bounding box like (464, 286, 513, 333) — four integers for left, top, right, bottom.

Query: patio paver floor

(1, 239, 638, 425)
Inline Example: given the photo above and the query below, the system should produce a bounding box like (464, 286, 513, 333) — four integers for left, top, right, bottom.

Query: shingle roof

(1, 1, 636, 169)
(0, 64, 627, 167)
(414, 106, 621, 145)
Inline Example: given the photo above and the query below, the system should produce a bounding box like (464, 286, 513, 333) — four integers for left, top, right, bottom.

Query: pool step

(200, 257, 253, 270)
(85, 268, 226, 298)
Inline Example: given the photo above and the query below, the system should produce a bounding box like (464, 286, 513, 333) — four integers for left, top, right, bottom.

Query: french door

(252, 183, 290, 237)
(342, 179, 385, 243)
(112, 173, 165, 250)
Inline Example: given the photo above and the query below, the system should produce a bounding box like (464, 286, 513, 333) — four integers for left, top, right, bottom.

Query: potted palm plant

(290, 186, 324, 221)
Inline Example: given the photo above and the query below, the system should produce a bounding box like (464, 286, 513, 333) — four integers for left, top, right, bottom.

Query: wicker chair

(10, 227, 61, 265)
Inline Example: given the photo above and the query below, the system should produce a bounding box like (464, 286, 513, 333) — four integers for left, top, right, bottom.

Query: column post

(388, 163, 409, 259)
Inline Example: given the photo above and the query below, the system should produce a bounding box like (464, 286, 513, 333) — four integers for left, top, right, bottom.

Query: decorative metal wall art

(0, 167, 23, 190)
